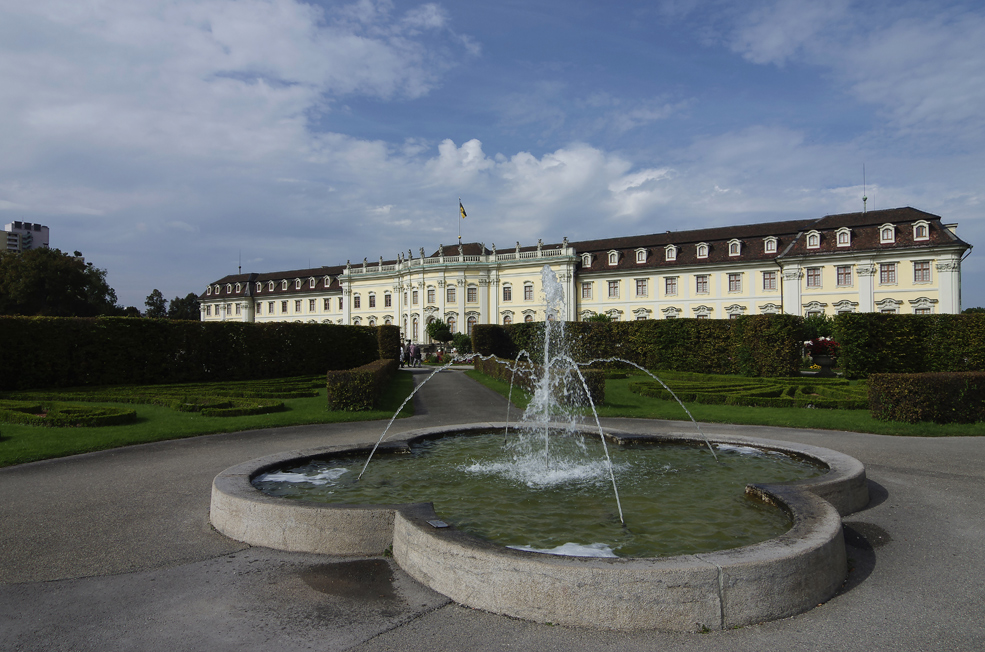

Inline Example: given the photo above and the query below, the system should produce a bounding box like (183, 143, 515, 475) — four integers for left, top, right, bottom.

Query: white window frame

(880, 224, 896, 244)
(635, 248, 647, 263)
(607, 280, 619, 298)
(607, 250, 619, 266)
(665, 245, 677, 261)
(696, 243, 708, 259)
(764, 237, 777, 253)
(913, 220, 930, 241)
(728, 239, 741, 256)
(664, 276, 678, 296)
(836, 228, 852, 247)
(806, 231, 820, 249)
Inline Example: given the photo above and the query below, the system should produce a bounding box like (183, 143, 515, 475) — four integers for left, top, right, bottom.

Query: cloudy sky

(2, 0, 983, 309)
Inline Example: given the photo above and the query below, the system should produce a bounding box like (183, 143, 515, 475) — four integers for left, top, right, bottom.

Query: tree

(144, 289, 168, 318)
(167, 293, 201, 320)
(0, 248, 121, 316)
(585, 313, 612, 322)
(426, 319, 453, 342)
(962, 307, 985, 314)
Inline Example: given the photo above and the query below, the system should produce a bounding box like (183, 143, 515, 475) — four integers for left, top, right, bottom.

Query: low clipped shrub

(326, 359, 399, 411)
(0, 401, 137, 427)
(868, 372, 985, 424)
(628, 377, 868, 410)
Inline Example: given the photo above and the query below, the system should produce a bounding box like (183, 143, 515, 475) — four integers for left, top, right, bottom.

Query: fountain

(210, 266, 869, 631)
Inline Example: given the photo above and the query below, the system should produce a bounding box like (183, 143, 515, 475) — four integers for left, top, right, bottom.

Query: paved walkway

(1, 369, 983, 651)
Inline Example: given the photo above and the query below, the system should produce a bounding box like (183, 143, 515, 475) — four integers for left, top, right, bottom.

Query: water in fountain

(262, 263, 816, 558)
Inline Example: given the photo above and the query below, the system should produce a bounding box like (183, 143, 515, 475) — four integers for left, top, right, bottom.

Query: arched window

(413, 317, 419, 340)
(807, 232, 820, 248)
(524, 314, 534, 323)
(447, 316, 456, 333)
(467, 316, 477, 335)
(696, 243, 708, 258)
(503, 315, 512, 325)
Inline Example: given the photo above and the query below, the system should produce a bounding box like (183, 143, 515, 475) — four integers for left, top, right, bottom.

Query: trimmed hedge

(0, 401, 137, 427)
(326, 359, 399, 411)
(473, 315, 803, 377)
(628, 377, 868, 410)
(868, 372, 985, 424)
(0, 316, 384, 390)
(473, 355, 605, 406)
(834, 313, 985, 379)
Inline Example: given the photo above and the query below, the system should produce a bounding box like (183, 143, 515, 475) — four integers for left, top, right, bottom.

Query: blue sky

(2, 0, 983, 309)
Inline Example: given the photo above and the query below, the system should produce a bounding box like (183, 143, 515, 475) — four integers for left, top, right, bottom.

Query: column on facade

(856, 263, 876, 313)
(478, 278, 489, 325)
(936, 258, 962, 313)
(781, 266, 803, 316)
(489, 272, 499, 325)
(437, 277, 447, 329)
(457, 276, 466, 333)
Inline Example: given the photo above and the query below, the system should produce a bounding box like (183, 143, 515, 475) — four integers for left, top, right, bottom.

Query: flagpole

(458, 197, 462, 244)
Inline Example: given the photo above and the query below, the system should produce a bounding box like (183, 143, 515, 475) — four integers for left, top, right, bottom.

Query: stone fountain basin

(210, 423, 868, 631)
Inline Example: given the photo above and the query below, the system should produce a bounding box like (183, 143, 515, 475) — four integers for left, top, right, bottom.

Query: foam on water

(255, 467, 349, 486)
(461, 458, 627, 488)
(508, 542, 618, 558)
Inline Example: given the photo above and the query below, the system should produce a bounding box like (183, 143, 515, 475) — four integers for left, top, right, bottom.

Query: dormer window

(214, 285, 220, 294)
(206, 286, 212, 295)
(728, 239, 741, 256)
(581, 253, 592, 267)
(913, 220, 930, 241)
(635, 248, 647, 263)
(836, 228, 851, 247)
(806, 231, 820, 249)
(696, 243, 708, 258)
(309, 278, 315, 288)
(226, 284, 232, 293)
(880, 224, 895, 244)
(281, 280, 288, 290)
(764, 237, 777, 253)
(665, 245, 677, 261)
(235, 283, 241, 293)
(324, 276, 331, 287)
(607, 250, 619, 266)
(295, 279, 301, 290)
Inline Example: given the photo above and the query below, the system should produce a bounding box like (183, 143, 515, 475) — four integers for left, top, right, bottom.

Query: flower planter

(811, 355, 836, 378)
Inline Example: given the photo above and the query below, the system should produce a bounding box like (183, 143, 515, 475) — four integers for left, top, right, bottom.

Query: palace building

(200, 207, 971, 341)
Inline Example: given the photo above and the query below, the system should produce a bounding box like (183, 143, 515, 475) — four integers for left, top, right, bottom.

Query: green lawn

(0, 371, 415, 467)
(465, 370, 985, 437)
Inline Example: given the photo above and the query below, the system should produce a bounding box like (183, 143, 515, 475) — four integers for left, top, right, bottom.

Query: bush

(472, 356, 604, 406)
(452, 332, 472, 354)
(834, 313, 985, 379)
(469, 316, 803, 377)
(0, 401, 137, 427)
(326, 359, 399, 411)
(0, 316, 383, 390)
(868, 372, 985, 424)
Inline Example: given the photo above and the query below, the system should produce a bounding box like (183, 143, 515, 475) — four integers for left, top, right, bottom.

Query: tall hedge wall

(834, 313, 985, 379)
(473, 315, 802, 377)
(0, 316, 386, 390)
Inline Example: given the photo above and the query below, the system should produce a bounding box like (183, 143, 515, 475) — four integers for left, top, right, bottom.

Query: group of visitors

(401, 339, 423, 368)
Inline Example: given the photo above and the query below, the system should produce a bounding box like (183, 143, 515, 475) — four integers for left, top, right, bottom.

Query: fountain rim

(210, 423, 868, 631)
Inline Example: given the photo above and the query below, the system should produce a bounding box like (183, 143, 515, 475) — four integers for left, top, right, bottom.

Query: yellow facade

(201, 207, 970, 340)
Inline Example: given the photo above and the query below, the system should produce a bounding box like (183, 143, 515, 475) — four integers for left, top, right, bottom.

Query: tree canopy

(144, 289, 168, 318)
(0, 248, 120, 317)
(167, 293, 201, 320)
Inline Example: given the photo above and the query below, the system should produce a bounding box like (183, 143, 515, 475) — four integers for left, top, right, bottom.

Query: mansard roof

(573, 207, 968, 273)
(202, 207, 969, 299)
